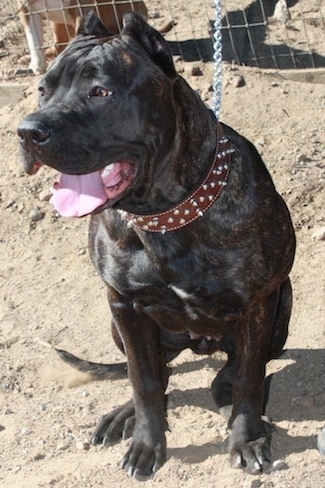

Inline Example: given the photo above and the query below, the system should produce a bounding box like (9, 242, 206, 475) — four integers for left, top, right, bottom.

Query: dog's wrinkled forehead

(39, 13, 177, 103)
(45, 37, 117, 78)
(43, 35, 157, 91)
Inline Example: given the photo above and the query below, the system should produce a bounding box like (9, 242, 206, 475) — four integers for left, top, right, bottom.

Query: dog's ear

(78, 11, 111, 37)
(122, 13, 176, 79)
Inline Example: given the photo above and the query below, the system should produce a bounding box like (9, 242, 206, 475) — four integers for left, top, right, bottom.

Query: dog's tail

(55, 348, 127, 380)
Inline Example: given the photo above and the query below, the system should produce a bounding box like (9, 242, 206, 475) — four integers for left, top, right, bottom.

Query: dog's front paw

(121, 435, 166, 480)
(230, 436, 271, 473)
(229, 415, 272, 473)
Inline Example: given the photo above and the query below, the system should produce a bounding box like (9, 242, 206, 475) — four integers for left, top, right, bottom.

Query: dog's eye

(88, 86, 113, 98)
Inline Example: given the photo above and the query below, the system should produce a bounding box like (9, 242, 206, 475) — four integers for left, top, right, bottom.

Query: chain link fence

(0, 0, 324, 79)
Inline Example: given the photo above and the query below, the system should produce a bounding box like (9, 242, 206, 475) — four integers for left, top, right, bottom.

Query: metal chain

(212, 0, 223, 119)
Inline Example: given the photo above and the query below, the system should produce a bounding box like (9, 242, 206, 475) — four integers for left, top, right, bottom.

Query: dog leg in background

(48, 21, 76, 58)
(21, 12, 47, 74)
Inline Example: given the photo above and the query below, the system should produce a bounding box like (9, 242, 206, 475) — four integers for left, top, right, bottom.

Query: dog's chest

(168, 285, 203, 321)
(90, 217, 244, 333)
(132, 279, 239, 336)
(103, 245, 241, 334)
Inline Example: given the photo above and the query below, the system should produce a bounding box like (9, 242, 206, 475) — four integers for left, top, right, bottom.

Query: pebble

(191, 65, 203, 76)
(78, 247, 87, 256)
(311, 226, 325, 241)
(0, 424, 5, 432)
(57, 441, 69, 451)
(268, 0, 290, 24)
(39, 189, 52, 201)
(76, 440, 90, 451)
(243, 479, 262, 488)
(269, 459, 288, 471)
(65, 432, 75, 442)
(6, 200, 15, 209)
(32, 453, 45, 461)
(296, 154, 312, 163)
(21, 427, 30, 435)
(317, 426, 325, 456)
(29, 207, 45, 222)
(201, 84, 213, 101)
(255, 137, 266, 147)
(151, 10, 161, 19)
(230, 74, 245, 87)
(17, 202, 25, 213)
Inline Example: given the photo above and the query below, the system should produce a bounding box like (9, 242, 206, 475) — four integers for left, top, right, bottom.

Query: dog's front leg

(108, 287, 168, 480)
(229, 290, 279, 473)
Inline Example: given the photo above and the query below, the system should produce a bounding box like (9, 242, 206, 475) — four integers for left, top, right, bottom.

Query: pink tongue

(50, 171, 108, 217)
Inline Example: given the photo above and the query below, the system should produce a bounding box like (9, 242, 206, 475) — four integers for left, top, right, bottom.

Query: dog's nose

(17, 120, 51, 150)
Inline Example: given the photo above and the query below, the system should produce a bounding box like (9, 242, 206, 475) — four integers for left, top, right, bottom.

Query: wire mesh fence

(0, 0, 324, 79)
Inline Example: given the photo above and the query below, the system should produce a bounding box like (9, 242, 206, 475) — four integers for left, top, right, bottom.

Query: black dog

(17, 13, 296, 480)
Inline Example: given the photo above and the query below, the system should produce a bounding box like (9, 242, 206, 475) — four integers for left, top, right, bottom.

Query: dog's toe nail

(233, 454, 242, 468)
(133, 468, 152, 481)
(258, 455, 264, 465)
(153, 462, 162, 474)
(91, 435, 100, 445)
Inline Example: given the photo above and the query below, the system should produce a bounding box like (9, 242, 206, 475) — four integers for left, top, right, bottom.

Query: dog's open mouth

(49, 162, 135, 217)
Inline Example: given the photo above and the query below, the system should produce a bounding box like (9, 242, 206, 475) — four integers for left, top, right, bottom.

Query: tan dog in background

(17, 0, 149, 74)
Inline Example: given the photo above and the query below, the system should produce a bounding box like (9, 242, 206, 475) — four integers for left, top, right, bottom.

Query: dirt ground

(1, 7, 325, 488)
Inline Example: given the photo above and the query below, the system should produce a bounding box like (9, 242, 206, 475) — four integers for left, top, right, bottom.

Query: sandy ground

(1, 4, 325, 488)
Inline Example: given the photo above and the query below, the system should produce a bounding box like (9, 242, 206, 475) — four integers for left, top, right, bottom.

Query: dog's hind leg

(211, 353, 236, 422)
(211, 277, 292, 422)
(212, 286, 293, 473)
(49, 21, 76, 57)
(268, 277, 292, 360)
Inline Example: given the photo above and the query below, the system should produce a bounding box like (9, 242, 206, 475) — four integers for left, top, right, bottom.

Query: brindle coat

(17, 13, 296, 480)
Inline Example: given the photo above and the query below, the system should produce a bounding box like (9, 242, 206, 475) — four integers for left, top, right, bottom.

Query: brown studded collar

(118, 124, 234, 233)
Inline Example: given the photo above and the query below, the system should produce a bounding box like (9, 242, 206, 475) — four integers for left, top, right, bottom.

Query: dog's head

(17, 13, 179, 217)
